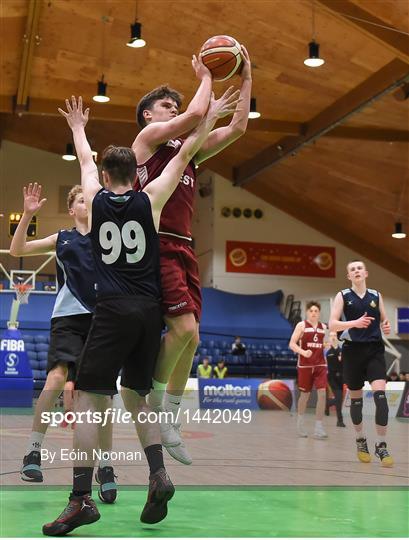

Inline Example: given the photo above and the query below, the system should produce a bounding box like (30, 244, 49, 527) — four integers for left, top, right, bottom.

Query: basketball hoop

(13, 283, 32, 304)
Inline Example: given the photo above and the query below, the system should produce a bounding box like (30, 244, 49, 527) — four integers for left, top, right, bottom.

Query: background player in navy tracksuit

(10, 184, 117, 501)
(329, 260, 393, 467)
(42, 91, 240, 536)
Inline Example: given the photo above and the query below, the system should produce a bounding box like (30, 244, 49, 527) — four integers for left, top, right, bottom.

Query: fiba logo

(6, 353, 19, 368)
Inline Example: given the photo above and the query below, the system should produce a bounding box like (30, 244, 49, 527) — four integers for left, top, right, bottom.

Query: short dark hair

(346, 260, 366, 271)
(306, 301, 321, 311)
(136, 85, 183, 128)
(101, 145, 136, 186)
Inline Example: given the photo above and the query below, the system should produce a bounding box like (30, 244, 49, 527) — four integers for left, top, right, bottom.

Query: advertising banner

(226, 241, 335, 278)
(198, 377, 295, 411)
(396, 307, 409, 334)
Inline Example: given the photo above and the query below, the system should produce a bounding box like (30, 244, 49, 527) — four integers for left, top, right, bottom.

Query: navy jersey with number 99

(90, 188, 161, 299)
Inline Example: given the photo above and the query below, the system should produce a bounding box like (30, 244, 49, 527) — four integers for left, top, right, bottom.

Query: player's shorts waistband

(96, 294, 161, 304)
(159, 231, 192, 244)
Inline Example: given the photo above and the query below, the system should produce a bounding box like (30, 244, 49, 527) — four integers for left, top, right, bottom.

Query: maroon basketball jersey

(134, 138, 196, 240)
(298, 320, 327, 367)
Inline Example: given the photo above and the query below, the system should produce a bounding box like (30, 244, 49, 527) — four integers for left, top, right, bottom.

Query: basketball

(200, 35, 242, 81)
(257, 380, 293, 411)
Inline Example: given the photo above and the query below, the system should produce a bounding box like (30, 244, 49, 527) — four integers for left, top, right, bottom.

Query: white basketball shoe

(297, 416, 308, 438)
(313, 422, 328, 439)
(160, 421, 192, 465)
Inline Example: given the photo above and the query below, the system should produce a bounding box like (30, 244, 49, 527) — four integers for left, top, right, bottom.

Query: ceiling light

(126, 22, 146, 48)
(304, 40, 325, 67)
(392, 222, 406, 239)
(248, 97, 261, 119)
(62, 143, 76, 161)
(93, 77, 110, 103)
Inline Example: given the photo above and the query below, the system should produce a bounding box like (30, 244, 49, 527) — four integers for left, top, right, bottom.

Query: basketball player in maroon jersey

(289, 301, 328, 439)
(131, 49, 252, 464)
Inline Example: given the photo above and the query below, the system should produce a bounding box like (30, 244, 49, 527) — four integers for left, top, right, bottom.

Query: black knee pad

(350, 398, 363, 425)
(373, 390, 389, 426)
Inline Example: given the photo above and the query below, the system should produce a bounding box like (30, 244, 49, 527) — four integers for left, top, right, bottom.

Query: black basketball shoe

(21, 451, 43, 482)
(42, 494, 100, 536)
(95, 466, 117, 504)
(140, 468, 175, 524)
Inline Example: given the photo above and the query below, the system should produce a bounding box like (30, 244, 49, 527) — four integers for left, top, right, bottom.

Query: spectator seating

(191, 337, 297, 378)
(23, 333, 49, 393)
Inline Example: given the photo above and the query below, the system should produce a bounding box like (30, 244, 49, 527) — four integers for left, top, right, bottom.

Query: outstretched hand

(23, 182, 47, 215)
(58, 96, 89, 130)
(207, 86, 241, 120)
(192, 54, 211, 80)
(354, 312, 375, 329)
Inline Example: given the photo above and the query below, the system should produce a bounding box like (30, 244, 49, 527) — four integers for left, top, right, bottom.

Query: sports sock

(148, 379, 167, 410)
(164, 392, 182, 423)
(144, 444, 164, 475)
(376, 438, 387, 446)
(73, 467, 93, 495)
(26, 431, 45, 455)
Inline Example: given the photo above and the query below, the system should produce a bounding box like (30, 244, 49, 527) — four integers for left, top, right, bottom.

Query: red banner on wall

(226, 241, 336, 278)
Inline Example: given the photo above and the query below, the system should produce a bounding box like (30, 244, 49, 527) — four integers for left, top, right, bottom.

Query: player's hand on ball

(23, 182, 47, 215)
(240, 44, 251, 80)
(208, 86, 241, 119)
(303, 350, 313, 358)
(58, 96, 89, 130)
(355, 312, 375, 328)
(381, 319, 391, 335)
(192, 54, 211, 80)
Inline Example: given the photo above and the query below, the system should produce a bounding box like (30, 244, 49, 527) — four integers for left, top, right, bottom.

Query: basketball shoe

(21, 450, 43, 482)
(161, 421, 192, 465)
(42, 494, 100, 536)
(140, 467, 175, 524)
(375, 442, 394, 467)
(356, 437, 371, 463)
(95, 466, 117, 503)
(313, 422, 328, 439)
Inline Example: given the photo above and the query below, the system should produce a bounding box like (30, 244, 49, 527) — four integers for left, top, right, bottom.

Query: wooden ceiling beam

(15, 0, 43, 110)
(233, 59, 409, 186)
(1, 96, 408, 142)
(317, 0, 409, 63)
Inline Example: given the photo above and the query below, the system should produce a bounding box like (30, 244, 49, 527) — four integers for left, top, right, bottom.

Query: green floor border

(1, 486, 408, 537)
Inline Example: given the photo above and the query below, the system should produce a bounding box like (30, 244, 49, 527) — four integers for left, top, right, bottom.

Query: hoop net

(13, 283, 32, 304)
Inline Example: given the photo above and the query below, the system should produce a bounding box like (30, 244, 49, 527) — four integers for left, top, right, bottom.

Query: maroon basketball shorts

(297, 365, 328, 392)
(159, 236, 202, 321)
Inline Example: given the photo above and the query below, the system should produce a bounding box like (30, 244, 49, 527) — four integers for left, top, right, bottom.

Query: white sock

(148, 379, 167, 410)
(356, 432, 366, 440)
(164, 392, 182, 423)
(297, 414, 304, 423)
(99, 457, 112, 469)
(376, 438, 387, 446)
(315, 420, 324, 427)
(26, 432, 45, 455)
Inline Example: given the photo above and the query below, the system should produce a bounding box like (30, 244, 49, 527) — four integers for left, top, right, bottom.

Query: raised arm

(10, 182, 57, 256)
(194, 45, 252, 165)
(289, 322, 311, 358)
(329, 292, 375, 332)
(132, 57, 212, 157)
(144, 87, 240, 230)
(58, 96, 101, 213)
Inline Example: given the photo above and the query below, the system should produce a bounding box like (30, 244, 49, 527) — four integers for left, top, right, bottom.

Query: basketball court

(1, 1, 409, 538)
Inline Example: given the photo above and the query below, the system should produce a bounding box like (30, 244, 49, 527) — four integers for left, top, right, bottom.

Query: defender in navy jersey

(43, 92, 240, 536)
(329, 260, 393, 467)
(10, 184, 117, 502)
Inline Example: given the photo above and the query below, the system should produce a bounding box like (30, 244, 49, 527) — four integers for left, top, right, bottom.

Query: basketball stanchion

(8, 282, 33, 329)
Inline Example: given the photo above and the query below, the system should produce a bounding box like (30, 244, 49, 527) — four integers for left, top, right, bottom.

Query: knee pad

(350, 398, 363, 425)
(373, 390, 389, 426)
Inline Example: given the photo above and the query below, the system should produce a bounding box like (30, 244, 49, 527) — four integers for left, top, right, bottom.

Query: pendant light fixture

(392, 222, 406, 239)
(62, 143, 76, 161)
(304, 1, 325, 67)
(93, 16, 110, 103)
(248, 97, 261, 119)
(126, 2, 146, 48)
